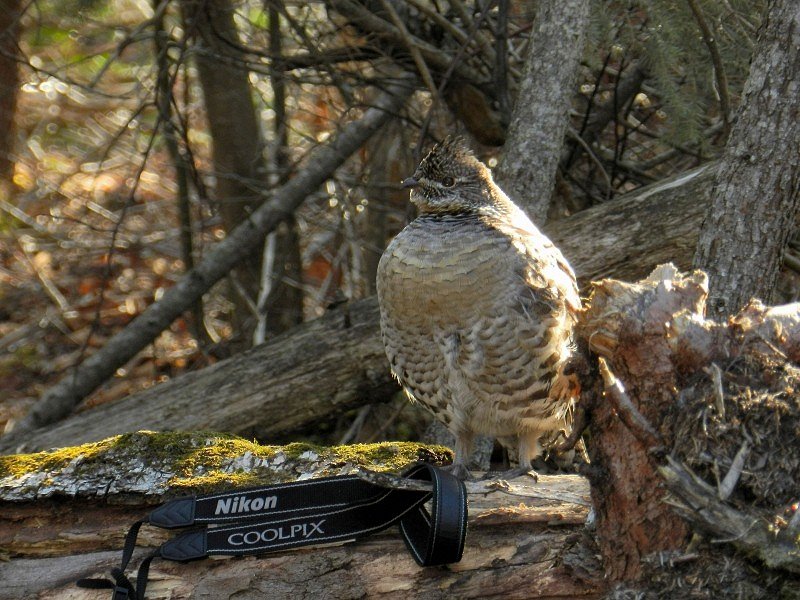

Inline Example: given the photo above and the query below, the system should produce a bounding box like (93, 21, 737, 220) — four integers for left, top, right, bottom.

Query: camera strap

(77, 463, 467, 600)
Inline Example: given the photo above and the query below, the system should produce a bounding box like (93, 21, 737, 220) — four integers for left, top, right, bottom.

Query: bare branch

(598, 358, 665, 453)
(686, 0, 732, 141)
(660, 457, 800, 574)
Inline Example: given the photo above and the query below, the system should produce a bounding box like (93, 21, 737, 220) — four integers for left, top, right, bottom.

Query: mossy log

(0, 431, 603, 599)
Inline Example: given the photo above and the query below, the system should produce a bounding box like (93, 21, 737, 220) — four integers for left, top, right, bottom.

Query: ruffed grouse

(376, 137, 581, 479)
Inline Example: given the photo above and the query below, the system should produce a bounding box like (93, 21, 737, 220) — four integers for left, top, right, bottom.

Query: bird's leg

(443, 429, 475, 480)
(481, 432, 540, 481)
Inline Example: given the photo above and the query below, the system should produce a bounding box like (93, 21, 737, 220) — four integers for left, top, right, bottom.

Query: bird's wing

(499, 217, 582, 317)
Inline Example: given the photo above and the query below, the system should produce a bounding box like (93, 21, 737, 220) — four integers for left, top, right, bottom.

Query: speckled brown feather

(376, 138, 580, 477)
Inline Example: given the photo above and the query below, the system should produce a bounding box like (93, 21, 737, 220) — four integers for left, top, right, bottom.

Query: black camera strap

(78, 463, 467, 600)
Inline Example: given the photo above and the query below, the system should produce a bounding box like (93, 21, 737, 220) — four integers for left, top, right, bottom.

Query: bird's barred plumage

(376, 137, 580, 479)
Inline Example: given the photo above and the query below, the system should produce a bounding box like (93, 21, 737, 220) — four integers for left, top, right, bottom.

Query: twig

(704, 363, 726, 418)
(414, 2, 498, 150)
(449, 0, 495, 58)
(329, 0, 486, 85)
(364, 399, 407, 443)
(659, 457, 800, 574)
(153, 0, 210, 348)
(89, 0, 169, 88)
(686, 0, 731, 141)
(353, 466, 432, 492)
(378, 0, 440, 103)
(783, 249, 800, 275)
(599, 358, 665, 453)
(717, 439, 749, 501)
(0, 198, 44, 231)
(405, 0, 469, 47)
(557, 343, 598, 453)
(339, 405, 372, 445)
(17, 231, 69, 313)
(556, 402, 588, 453)
(567, 128, 613, 196)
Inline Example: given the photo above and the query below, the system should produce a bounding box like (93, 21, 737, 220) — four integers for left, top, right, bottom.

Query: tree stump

(578, 264, 800, 596)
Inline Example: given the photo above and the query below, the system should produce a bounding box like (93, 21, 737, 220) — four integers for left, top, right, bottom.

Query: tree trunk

(0, 79, 415, 453)
(182, 0, 271, 343)
(259, 0, 304, 338)
(5, 163, 719, 454)
(578, 266, 696, 581)
(0, 0, 22, 186)
(693, 0, 800, 318)
(496, 0, 591, 224)
(0, 433, 602, 599)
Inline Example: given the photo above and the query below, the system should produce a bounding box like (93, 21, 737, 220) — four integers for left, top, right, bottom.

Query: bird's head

(402, 136, 497, 214)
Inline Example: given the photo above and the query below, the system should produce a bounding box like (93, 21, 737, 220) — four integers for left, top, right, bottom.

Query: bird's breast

(377, 218, 515, 322)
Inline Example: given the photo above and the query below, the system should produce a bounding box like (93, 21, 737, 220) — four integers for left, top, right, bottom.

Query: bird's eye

(442, 176, 455, 187)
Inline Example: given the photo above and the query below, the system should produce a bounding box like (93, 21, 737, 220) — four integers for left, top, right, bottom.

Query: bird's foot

(479, 466, 539, 482)
(442, 462, 475, 481)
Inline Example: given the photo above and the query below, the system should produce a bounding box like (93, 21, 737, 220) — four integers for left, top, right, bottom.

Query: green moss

(0, 435, 120, 479)
(0, 431, 453, 496)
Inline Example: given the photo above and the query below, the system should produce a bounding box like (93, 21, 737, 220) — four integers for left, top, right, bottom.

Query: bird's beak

(401, 177, 419, 189)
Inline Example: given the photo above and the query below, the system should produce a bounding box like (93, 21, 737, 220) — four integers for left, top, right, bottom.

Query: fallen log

(6, 164, 718, 454)
(0, 432, 603, 599)
(5, 268, 800, 598)
(14, 299, 395, 453)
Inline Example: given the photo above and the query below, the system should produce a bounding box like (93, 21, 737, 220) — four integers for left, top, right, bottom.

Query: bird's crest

(418, 136, 479, 178)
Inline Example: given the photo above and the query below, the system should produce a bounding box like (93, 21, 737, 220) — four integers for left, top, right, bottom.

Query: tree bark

(1, 433, 602, 599)
(0, 0, 22, 186)
(693, 0, 800, 318)
(182, 0, 273, 343)
(4, 163, 717, 454)
(496, 0, 591, 224)
(258, 0, 304, 338)
(0, 79, 415, 452)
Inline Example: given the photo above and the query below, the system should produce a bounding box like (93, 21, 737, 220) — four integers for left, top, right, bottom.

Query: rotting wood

(578, 263, 800, 592)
